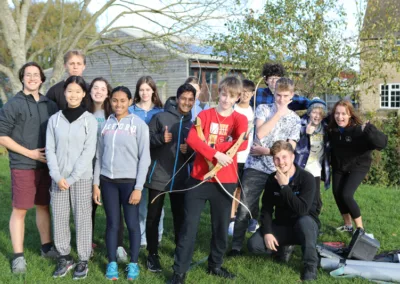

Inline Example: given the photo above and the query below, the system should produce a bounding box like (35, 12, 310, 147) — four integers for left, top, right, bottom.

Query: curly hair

(261, 63, 286, 79)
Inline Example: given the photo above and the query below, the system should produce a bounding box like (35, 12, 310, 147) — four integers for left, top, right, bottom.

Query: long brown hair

(133, 76, 163, 108)
(328, 100, 363, 130)
(88, 77, 112, 119)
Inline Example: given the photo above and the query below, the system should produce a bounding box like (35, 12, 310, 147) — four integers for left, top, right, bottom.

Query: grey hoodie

(93, 113, 151, 190)
(0, 91, 58, 169)
(46, 110, 97, 185)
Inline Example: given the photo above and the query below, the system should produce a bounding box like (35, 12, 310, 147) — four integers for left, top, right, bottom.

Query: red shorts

(11, 169, 51, 209)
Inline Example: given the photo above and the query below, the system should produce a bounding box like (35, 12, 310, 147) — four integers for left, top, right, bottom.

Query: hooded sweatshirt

(145, 102, 193, 192)
(93, 113, 151, 190)
(46, 110, 97, 185)
(0, 91, 58, 169)
(128, 104, 163, 124)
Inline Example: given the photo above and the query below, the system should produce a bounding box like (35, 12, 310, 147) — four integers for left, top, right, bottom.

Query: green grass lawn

(0, 155, 399, 283)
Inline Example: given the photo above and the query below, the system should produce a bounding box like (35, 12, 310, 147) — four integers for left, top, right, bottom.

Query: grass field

(0, 155, 399, 283)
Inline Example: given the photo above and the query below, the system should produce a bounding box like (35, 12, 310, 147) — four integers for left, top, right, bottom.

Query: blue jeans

(232, 168, 269, 251)
(139, 188, 164, 245)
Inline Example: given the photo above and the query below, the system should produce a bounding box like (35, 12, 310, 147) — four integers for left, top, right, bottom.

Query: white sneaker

(228, 221, 234, 236)
(116, 246, 128, 263)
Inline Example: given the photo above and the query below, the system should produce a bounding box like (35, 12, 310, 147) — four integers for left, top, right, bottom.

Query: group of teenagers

(0, 49, 388, 283)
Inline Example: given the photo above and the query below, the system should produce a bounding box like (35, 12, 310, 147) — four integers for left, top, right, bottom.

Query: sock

(13, 253, 24, 260)
(230, 217, 236, 222)
(41, 242, 53, 253)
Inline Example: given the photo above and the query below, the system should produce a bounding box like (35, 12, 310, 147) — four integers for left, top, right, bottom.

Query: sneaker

(105, 262, 118, 280)
(41, 245, 59, 259)
(273, 245, 295, 263)
(116, 246, 128, 263)
(228, 221, 235, 236)
(207, 266, 236, 279)
(73, 261, 89, 280)
(126, 263, 140, 280)
(147, 253, 162, 272)
(170, 272, 186, 284)
(301, 265, 317, 281)
(336, 225, 353, 233)
(53, 257, 75, 278)
(12, 256, 27, 274)
(226, 249, 243, 257)
(247, 219, 259, 233)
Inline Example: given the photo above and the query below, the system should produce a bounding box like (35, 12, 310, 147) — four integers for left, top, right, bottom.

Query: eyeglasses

(267, 76, 280, 81)
(24, 73, 41, 79)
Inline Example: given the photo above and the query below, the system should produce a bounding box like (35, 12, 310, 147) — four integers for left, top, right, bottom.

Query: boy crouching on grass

(169, 76, 248, 284)
(247, 140, 320, 281)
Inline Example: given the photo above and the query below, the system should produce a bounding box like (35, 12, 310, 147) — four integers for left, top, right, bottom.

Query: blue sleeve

(288, 95, 310, 111)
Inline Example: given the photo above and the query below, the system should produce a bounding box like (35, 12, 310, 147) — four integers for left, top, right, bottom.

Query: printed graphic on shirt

(102, 123, 137, 136)
(245, 103, 301, 174)
(208, 123, 229, 147)
(308, 133, 324, 163)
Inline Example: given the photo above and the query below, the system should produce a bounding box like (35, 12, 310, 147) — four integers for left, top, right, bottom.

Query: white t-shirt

(234, 104, 254, 163)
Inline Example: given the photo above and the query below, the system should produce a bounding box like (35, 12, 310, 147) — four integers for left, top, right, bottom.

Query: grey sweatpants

(51, 179, 92, 261)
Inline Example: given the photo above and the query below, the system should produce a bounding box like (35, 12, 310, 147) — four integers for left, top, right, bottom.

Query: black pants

(314, 177, 322, 215)
(92, 201, 125, 247)
(146, 188, 185, 254)
(332, 170, 367, 219)
(173, 178, 235, 273)
(247, 216, 319, 268)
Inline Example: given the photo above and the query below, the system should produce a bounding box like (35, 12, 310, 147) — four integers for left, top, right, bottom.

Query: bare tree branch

(25, 0, 51, 53)
(19, 0, 31, 46)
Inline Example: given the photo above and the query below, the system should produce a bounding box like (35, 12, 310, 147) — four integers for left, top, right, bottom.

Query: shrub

(364, 111, 400, 186)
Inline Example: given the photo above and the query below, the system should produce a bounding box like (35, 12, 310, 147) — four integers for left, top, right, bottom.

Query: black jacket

(0, 92, 58, 169)
(145, 102, 193, 191)
(328, 123, 387, 173)
(260, 164, 320, 235)
(46, 80, 91, 111)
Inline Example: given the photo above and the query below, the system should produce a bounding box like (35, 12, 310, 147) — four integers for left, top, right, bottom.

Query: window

(380, 84, 400, 108)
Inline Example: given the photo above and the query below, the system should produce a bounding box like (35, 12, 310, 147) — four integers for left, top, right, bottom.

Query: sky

(88, 0, 362, 38)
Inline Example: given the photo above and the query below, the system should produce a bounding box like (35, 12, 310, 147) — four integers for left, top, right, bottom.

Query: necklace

(215, 106, 233, 125)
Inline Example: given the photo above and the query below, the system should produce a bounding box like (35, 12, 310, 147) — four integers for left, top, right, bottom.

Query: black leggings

(332, 171, 367, 219)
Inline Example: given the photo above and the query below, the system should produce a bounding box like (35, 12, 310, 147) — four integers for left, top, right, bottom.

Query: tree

(208, 0, 357, 98)
(0, 0, 238, 101)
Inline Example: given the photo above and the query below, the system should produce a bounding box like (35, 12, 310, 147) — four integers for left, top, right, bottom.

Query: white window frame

(380, 83, 400, 109)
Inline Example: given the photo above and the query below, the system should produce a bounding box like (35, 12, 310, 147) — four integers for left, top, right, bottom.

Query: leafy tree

(208, 0, 356, 97)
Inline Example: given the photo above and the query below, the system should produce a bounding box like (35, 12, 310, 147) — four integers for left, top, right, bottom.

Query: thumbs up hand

(180, 138, 188, 154)
(164, 125, 172, 143)
(306, 121, 316, 135)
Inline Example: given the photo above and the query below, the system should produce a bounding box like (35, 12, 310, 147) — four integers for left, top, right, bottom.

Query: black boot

(207, 266, 236, 279)
(169, 272, 186, 284)
(274, 245, 295, 263)
(301, 265, 317, 281)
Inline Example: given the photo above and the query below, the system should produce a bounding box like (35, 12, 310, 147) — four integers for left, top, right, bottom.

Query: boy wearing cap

(294, 98, 330, 215)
